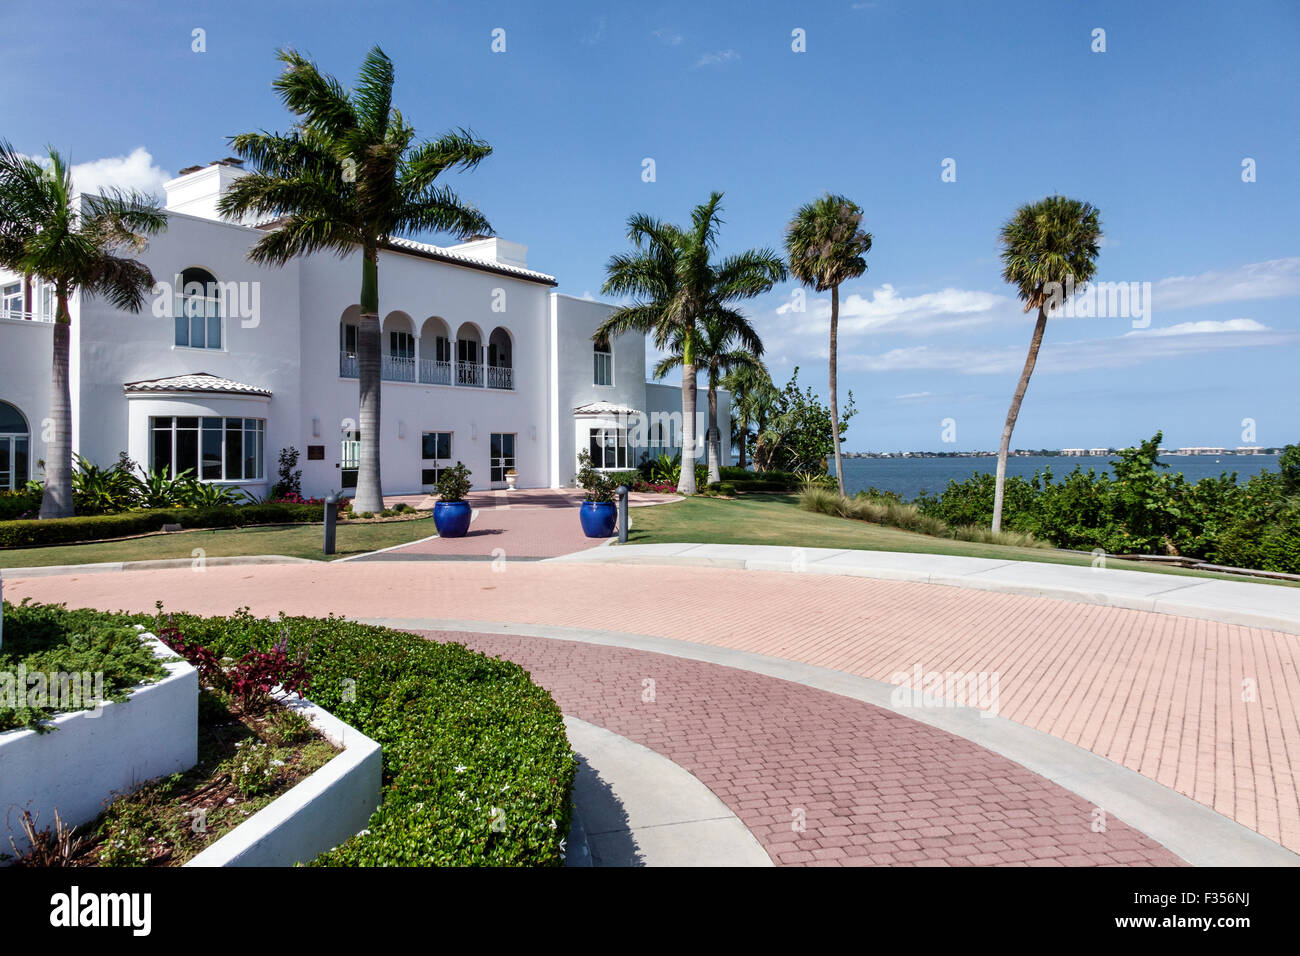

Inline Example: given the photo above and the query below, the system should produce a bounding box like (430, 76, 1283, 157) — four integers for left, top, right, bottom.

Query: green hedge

(3, 603, 576, 866)
(0, 601, 168, 732)
(0, 503, 328, 549)
(728, 479, 794, 493)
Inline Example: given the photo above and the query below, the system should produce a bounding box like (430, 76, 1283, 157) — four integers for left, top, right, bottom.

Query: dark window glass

(201, 419, 222, 479)
(151, 419, 172, 476)
(14, 437, 28, 484)
(176, 423, 199, 478)
(225, 419, 242, 479)
(421, 468, 439, 485)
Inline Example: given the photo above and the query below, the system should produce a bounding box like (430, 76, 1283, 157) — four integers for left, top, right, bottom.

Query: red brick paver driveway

(431, 628, 1183, 866)
(371, 489, 676, 559)
(6, 560, 1297, 853)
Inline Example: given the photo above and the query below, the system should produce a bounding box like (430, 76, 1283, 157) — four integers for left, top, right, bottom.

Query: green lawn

(0, 516, 436, 568)
(626, 494, 1298, 587)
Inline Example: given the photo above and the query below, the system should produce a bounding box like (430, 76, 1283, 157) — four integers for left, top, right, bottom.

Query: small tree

(272, 446, 302, 499)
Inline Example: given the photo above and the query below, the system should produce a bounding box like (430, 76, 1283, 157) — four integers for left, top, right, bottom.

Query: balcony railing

(419, 358, 452, 385)
(0, 305, 55, 323)
(456, 362, 482, 387)
(339, 350, 512, 391)
(383, 354, 416, 383)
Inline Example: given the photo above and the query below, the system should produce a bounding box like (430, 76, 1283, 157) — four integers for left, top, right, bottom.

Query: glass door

(490, 433, 515, 486)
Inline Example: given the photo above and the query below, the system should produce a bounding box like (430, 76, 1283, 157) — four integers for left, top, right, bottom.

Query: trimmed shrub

(718, 482, 736, 497)
(3, 602, 576, 866)
(0, 502, 331, 549)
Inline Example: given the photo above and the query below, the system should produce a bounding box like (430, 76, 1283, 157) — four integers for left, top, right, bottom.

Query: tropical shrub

(435, 462, 472, 502)
(271, 446, 303, 500)
(575, 451, 616, 503)
(752, 368, 856, 475)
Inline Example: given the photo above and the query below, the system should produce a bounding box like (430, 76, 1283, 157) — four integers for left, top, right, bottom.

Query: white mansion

(0, 159, 727, 498)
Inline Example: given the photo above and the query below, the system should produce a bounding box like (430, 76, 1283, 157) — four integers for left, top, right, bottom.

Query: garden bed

(8, 689, 339, 866)
(1, 602, 576, 866)
(1, 605, 197, 860)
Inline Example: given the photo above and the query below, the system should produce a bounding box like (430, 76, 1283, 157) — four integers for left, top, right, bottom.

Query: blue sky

(3, 0, 1297, 451)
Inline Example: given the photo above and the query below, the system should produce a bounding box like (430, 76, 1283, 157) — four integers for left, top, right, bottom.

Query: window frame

(173, 269, 225, 351)
(587, 426, 628, 470)
(593, 338, 613, 387)
(149, 415, 264, 482)
(420, 430, 453, 486)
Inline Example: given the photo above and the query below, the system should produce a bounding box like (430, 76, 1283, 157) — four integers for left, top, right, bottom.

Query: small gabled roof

(123, 373, 272, 397)
(573, 401, 642, 416)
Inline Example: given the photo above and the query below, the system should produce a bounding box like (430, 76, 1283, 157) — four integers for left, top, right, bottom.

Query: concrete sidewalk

(548, 543, 1300, 635)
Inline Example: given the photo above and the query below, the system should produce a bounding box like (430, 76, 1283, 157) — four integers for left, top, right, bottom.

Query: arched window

(593, 336, 612, 386)
(486, 327, 513, 390)
(175, 267, 222, 349)
(0, 400, 30, 490)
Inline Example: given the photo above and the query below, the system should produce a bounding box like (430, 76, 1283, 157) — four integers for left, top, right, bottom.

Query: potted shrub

(432, 462, 473, 538)
(575, 451, 617, 538)
(504, 468, 517, 491)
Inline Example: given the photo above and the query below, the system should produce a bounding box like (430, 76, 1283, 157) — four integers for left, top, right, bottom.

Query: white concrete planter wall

(185, 693, 381, 867)
(0, 633, 198, 859)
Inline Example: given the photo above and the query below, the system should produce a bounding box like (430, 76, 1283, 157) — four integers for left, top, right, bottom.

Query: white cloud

(1152, 258, 1300, 312)
(653, 29, 684, 46)
(695, 49, 740, 67)
(777, 282, 1010, 336)
(67, 147, 171, 198)
(843, 319, 1293, 375)
(581, 17, 607, 45)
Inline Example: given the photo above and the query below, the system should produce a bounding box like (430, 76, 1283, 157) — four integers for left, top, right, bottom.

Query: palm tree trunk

(829, 284, 845, 497)
(678, 335, 698, 495)
(353, 245, 384, 513)
(992, 305, 1049, 533)
(706, 370, 721, 485)
(39, 286, 73, 519)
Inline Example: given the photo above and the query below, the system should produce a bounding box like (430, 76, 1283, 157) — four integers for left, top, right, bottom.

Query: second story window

(594, 337, 612, 386)
(390, 330, 415, 359)
(2, 282, 22, 318)
(340, 323, 358, 356)
(175, 267, 222, 349)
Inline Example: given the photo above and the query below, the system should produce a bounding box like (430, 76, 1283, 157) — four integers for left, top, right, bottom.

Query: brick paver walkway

(6, 560, 1297, 852)
(429, 628, 1183, 866)
(367, 489, 675, 559)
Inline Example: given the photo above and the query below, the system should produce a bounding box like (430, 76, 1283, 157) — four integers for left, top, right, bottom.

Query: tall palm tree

(597, 192, 785, 495)
(992, 195, 1102, 533)
(0, 145, 165, 518)
(722, 361, 777, 471)
(654, 311, 764, 484)
(219, 46, 492, 513)
(785, 194, 872, 497)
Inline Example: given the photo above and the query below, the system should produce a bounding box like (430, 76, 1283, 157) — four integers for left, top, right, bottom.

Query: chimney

(163, 159, 251, 222)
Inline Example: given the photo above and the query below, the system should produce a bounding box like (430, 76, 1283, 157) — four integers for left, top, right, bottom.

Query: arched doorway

(0, 400, 31, 490)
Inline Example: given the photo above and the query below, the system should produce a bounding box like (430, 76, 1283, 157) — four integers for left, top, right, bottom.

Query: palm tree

(785, 194, 872, 497)
(722, 361, 777, 471)
(0, 145, 165, 518)
(654, 311, 764, 484)
(597, 192, 786, 495)
(219, 47, 492, 513)
(991, 195, 1102, 533)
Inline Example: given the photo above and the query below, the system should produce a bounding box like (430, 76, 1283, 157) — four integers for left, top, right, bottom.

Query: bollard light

(323, 493, 337, 555)
(616, 484, 629, 544)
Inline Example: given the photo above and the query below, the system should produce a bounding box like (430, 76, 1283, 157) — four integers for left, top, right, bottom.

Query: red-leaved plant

(157, 623, 310, 715)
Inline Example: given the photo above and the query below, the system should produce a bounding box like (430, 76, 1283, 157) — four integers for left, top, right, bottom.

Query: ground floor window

(0, 400, 29, 490)
(341, 428, 359, 489)
(490, 433, 515, 484)
(421, 431, 452, 486)
(588, 427, 628, 470)
(150, 416, 264, 481)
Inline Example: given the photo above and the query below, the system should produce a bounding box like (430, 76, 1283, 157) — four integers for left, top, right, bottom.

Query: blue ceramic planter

(579, 501, 617, 538)
(433, 500, 472, 538)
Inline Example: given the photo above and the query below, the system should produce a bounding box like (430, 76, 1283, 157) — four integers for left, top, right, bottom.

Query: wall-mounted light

(311, 417, 320, 438)
(471, 423, 478, 441)
(530, 425, 537, 441)
(397, 420, 406, 440)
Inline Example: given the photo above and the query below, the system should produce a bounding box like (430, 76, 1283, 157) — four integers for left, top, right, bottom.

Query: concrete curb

(0, 555, 322, 578)
(545, 543, 1300, 636)
(362, 615, 1300, 868)
(563, 717, 772, 867)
